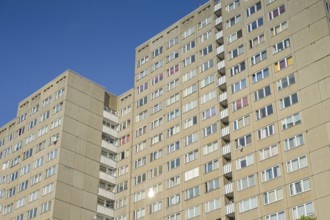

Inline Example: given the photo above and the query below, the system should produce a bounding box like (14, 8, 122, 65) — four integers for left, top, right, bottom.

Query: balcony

(102, 140, 117, 153)
(216, 30, 223, 43)
(103, 109, 119, 124)
(215, 17, 223, 29)
(221, 126, 229, 137)
(219, 92, 227, 106)
(214, 2, 222, 14)
(218, 75, 226, 90)
(220, 108, 228, 121)
(223, 162, 232, 175)
(102, 126, 118, 138)
(100, 155, 116, 168)
(225, 203, 235, 216)
(216, 45, 225, 59)
(98, 188, 115, 200)
(224, 182, 234, 195)
(217, 60, 225, 74)
(222, 143, 231, 156)
(99, 171, 116, 184)
(97, 205, 114, 217)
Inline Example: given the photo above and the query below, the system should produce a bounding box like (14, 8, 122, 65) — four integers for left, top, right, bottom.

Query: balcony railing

(216, 30, 223, 41)
(214, 2, 221, 12)
(98, 188, 115, 200)
(219, 92, 227, 103)
(217, 60, 225, 71)
(217, 45, 225, 55)
(222, 143, 231, 155)
(220, 108, 228, 120)
(225, 203, 235, 215)
(102, 140, 117, 153)
(224, 182, 233, 195)
(103, 108, 119, 124)
(218, 75, 226, 88)
(223, 162, 232, 175)
(99, 171, 116, 184)
(102, 126, 118, 138)
(100, 155, 117, 168)
(215, 17, 222, 26)
(97, 205, 114, 217)
(221, 126, 230, 137)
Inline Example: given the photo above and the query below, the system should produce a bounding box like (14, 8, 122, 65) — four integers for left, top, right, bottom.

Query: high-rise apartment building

(1, 0, 330, 219)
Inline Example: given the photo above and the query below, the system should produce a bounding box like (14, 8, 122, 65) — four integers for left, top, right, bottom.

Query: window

(280, 93, 298, 110)
(7, 187, 16, 198)
(292, 202, 314, 220)
(256, 104, 273, 120)
(232, 96, 248, 112)
(183, 100, 197, 113)
(16, 198, 26, 209)
(137, 82, 148, 94)
(133, 190, 145, 203)
(183, 55, 195, 67)
(167, 124, 180, 137)
(183, 84, 197, 97)
(151, 133, 163, 145)
(33, 157, 43, 169)
(151, 60, 163, 72)
(199, 29, 212, 43)
(150, 201, 162, 213)
(200, 45, 212, 56)
(205, 178, 220, 192)
(235, 133, 252, 149)
(18, 112, 27, 123)
(41, 201, 51, 213)
(23, 148, 33, 160)
(168, 141, 180, 154)
(277, 73, 295, 90)
(151, 102, 163, 114)
(236, 154, 254, 170)
(185, 186, 200, 200)
(134, 173, 146, 185)
(205, 198, 221, 213)
(281, 113, 301, 130)
(200, 74, 215, 88)
(53, 102, 63, 113)
(46, 166, 56, 178)
(226, 14, 241, 28)
(287, 155, 308, 173)
(48, 149, 58, 161)
(231, 78, 247, 93)
(183, 69, 196, 82)
(136, 96, 147, 108)
(228, 45, 244, 60)
(137, 69, 148, 81)
(151, 117, 163, 129)
(133, 208, 145, 219)
(261, 165, 281, 182)
(30, 104, 39, 115)
(55, 88, 65, 99)
(184, 132, 198, 146)
(200, 90, 216, 104)
(327, 2, 330, 13)
(149, 165, 162, 178)
(237, 174, 256, 191)
(202, 123, 217, 137)
(248, 17, 263, 32)
(186, 205, 200, 219)
(254, 85, 271, 101)
(168, 194, 180, 207)
(28, 207, 38, 219)
(205, 159, 219, 173)
(269, 5, 285, 20)
(290, 178, 311, 196)
(18, 180, 29, 192)
(135, 157, 146, 169)
(251, 50, 267, 65)
(152, 46, 163, 58)
(167, 93, 180, 106)
(239, 196, 258, 213)
(275, 56, 293, 72)
(273, 38, 290, 54)
(152, 73, 163, 85)
(230, 61, 246, 76)
(203, 141, 218, 155)
(168, 78, 179, 90)
(226, 0, 240, 12)
(168, 158, 180, 170)
(40, 111, 50, 122)
(183, 116, 197, 129)
(271, 20, 288, 36)
(184, 167, 199, 181)
(284, 133, 304, 151)
(150, 149, 162, 162)
(200, 59, 214, 73)
(167, 64, 179, 76)
(264, 211, 286, 220)
(258, 124, 275, 140)
(167, 175, 180, 188)
(228, 29, 242, 44)
(252, 67, 269, 83)
(20, 164, 31, 176)
(264, 188, 283, 205)
(167, 213, 181, 220)
(167, 109, 180, 121)
(247, 1, 262, 17)
(183, 40, 195, 53)
(135, 140, 147, 153)
(249, 33, 265, 48)
(233, 115, 250, 131)
(259, 144, 278, 161)
(168, 37, 178, 48)
(182, 27, 195, 39)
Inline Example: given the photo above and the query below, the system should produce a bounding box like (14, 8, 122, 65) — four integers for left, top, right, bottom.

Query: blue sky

(0, 0, 208, 126)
